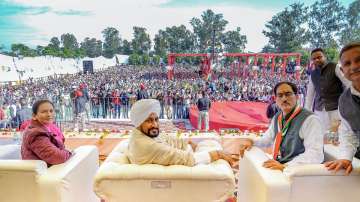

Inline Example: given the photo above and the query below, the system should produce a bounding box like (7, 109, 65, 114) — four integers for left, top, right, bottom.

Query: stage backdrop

(189, 101, 270, 131)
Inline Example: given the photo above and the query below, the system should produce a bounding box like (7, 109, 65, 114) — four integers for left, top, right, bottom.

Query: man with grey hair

(127, 99, 235, 166)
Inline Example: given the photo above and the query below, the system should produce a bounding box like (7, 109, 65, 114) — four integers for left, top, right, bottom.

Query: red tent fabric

(189, 101, 270, 131)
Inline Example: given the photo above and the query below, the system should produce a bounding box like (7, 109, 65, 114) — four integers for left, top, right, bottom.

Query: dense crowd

(0, 63, 308, 129)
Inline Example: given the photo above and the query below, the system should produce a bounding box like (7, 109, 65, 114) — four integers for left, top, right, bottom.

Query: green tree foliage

(262, 3, 309, 53)
(49, 37, 61, 50)
(152, 55, 161, 65)
(61, 33, 79, 51)
(131, 26, 151, 55)
(190, 9, 228, 52)
(154, 30, 168, 57)
(339, 0, 360, 45)
(221, 27, 247, 53)
(11, 43, 37, 57)
(121, 39, 132, 55)
(141, 54, 150, 65)
(128, 53, 141, 65)
(154, 25, 196, 56)
(102, 27, 121, 58)
(308, 0, 345, 48)
(80, 37, 103, 58)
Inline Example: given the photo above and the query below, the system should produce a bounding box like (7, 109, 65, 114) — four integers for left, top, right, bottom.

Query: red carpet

(189, 101, 270, 131)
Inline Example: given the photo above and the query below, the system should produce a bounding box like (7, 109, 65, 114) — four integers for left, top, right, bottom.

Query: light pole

(211, 28, 216, 64)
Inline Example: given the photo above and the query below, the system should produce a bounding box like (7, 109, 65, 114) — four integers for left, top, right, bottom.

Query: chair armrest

(104, 140, 130, 164)
(284, 164, 360, 177)
(38, 145, 99, 202)
(0, 160, 47, 173)
(238, 147, 290, 202)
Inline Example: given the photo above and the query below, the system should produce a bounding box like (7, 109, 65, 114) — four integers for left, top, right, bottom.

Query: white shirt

(255, 113, 324, 167)
(338, 86, 360, 161)
(305, 64, 351, 111)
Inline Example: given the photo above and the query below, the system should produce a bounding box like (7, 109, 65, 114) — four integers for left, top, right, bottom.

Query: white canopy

(0, 54, 129, 82)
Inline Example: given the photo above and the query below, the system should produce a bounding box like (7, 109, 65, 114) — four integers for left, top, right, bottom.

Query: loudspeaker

(83, 60, 94, 74)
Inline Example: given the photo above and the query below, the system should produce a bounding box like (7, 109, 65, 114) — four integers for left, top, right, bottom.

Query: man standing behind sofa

(305, 48, 350, 131)
(197, 91, 211, 131)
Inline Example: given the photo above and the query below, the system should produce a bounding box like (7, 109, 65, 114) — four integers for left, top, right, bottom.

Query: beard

(145, 127, 160, 138)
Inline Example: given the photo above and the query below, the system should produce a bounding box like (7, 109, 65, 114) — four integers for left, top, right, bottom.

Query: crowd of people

(0, 62, 309, 129)
(5, 42, 360, 193)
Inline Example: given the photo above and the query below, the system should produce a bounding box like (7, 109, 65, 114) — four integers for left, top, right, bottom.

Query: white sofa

(0, 145, 100, 202)
(238, 146, 360, 202)
(94, 140, 236, 202)
(0, 144, 21, 159)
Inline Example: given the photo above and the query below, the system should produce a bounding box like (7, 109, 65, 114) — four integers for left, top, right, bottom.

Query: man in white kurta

(127, 99, 235, 166)
(239, 82, 324, 171)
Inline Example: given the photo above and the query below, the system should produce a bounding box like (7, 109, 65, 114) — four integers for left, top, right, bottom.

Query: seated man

(325, 42, 360, 175)
(127, 99, 235, 166)
(239, 81, 324, 171)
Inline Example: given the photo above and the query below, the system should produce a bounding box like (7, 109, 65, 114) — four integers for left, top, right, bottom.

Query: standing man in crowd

(197, 91, 211, 131)
(305, 48, 350, 132)
(239, 81, 324, 171)
(325, 42, 360, 174)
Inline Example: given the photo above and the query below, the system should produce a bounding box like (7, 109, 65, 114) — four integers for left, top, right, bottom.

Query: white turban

(130, 99, 161, 127)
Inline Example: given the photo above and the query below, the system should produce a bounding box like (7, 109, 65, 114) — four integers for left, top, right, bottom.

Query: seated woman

(21, 99, 72, 166)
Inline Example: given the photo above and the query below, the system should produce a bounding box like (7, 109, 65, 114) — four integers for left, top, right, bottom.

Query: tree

(102, 27, 121, 58)
(152, 55, 161, 65)
(261, 44, 276, 53)
(49, 37, 61, 50)
(128, 53, 141, 65)
(36, 45, 44, 56)
(80, 37, 103, 58)
(131, 26, 151, 55)
(154, 30, 168, 56)
(60, 33, 79, 50)
(190, 9, 228, 53)
(141, 54, 150, 65)
(339, 0, 360, 45)
(11, 43, 37, 57)
(262, 3, 309, 53)
(221, 27, 247, 53)
(121, 39, 132, 55)
(308, 0, 345, 48)
(154, 25, 196, 56)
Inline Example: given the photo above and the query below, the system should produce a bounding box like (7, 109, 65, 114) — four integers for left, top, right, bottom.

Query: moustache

(350, 69, 360, 74)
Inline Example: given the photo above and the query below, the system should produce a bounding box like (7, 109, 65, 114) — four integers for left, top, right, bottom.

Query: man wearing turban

(127, 99, 235, 166)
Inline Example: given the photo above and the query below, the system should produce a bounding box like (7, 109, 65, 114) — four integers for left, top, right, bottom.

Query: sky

(0, 0, 354, 52)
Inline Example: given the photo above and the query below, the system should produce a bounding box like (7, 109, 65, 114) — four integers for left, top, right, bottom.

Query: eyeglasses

(276, 92, 295, 98)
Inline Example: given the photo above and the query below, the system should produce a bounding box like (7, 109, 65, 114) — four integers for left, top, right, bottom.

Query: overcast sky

(0, 0, 353, 52)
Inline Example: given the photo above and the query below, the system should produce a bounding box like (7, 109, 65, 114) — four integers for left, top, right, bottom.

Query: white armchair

(0, 144, 21, 159)
(94, 140, 235, 202)
(0, 145, 100, 202)
(238, 146, 360, 202)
